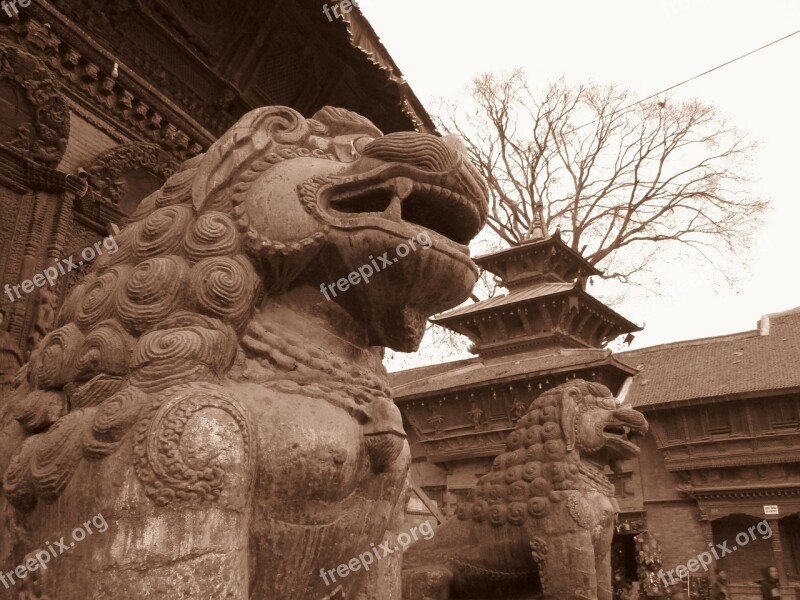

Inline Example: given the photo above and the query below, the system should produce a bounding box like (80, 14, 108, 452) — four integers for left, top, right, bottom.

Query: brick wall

(713, 515, 774, 585)
(635, 429, 710, 575)
(647, 501, 708, 577)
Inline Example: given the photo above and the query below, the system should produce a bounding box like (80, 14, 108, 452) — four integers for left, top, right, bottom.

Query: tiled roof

(620, 308, 800, 409)
(388, 357, 478, 388)
(390, 348, 637, 399)
(431, 282, 575, 321)
(431, 282, 641, 336)
(474, 233, 602, 276)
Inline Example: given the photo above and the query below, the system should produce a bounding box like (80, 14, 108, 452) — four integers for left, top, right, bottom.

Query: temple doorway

(612, 532, 639, 597)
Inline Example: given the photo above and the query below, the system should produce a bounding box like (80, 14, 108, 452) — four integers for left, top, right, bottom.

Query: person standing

(620, 581, 638, 600)
(760, 566, 780, 599)
(711, 568, 729, 600)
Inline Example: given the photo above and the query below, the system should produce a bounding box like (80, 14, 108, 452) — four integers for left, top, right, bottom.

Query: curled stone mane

(1, 106, 367, 511)
(456, 380, 613, 527)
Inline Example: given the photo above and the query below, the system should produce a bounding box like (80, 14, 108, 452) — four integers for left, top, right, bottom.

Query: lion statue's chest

(227, 381, 409, 597)
(230, 381, 393, 516)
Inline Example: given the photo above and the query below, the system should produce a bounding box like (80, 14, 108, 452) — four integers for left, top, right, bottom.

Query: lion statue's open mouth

(601, 407, 648, 462)
(319, 134, 487, 252)
(263, 124, 492, 351)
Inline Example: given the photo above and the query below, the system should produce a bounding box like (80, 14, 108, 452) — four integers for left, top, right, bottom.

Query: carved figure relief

(0, 43, 70, 167)
(26, 285, 57, 358)
(0, 309, 23, 388)
(83, 142, 179, 215)
(468, 400, 486, 428)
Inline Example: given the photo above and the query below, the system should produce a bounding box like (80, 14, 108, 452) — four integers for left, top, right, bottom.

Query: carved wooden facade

(0, 1, 432, 372)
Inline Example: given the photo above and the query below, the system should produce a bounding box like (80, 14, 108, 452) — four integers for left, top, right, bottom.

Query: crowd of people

(612, 564, 782, 599)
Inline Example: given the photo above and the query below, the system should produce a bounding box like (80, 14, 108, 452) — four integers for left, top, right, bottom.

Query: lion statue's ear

(560, 387, 579, 452)
(191, 106, 311, 212)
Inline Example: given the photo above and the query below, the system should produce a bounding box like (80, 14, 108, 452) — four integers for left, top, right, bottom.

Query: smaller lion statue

(402, 380, 648, 600)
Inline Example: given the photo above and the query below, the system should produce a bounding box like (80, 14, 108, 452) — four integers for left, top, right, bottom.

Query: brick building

(618, 307, 800, 599)
(392, 232, 800, 600)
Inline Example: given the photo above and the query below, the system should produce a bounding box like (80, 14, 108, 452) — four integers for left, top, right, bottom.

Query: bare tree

(385, 72, 768, 371)
(437, 71, 768, 284)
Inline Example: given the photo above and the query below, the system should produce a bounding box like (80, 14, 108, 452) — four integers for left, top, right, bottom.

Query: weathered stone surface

(0, 310, 23, 391)
(402, 380, 648, 600)
(0, 105, 488, 599)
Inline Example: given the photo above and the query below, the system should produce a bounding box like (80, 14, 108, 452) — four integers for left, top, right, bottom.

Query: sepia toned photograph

(0, 1, 798, 599)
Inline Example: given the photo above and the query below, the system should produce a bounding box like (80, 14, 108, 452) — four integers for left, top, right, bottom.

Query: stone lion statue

(402, 380, 648, 600)
(0, 106, 488, 599)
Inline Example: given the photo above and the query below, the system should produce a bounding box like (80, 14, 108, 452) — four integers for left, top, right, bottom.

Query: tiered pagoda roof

(391, 217, 642, 465)
(433, 230, 641, 357)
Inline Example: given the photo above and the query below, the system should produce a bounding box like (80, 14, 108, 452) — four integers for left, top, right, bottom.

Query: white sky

(357, 0, 800, 370)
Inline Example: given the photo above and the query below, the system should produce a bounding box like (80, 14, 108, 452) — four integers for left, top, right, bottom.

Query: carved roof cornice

(679, 482, 800, 502)
(433, 282, 641, 356)
(2, 15, 209, 163)
(663, 448, 800, 472)
(35, 0, 243, 131)
(393, 351, 635, 401)
(418, 428, 513, 463)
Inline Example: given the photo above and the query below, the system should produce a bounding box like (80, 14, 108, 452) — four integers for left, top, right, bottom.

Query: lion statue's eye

(331, 135, 375, 161)
(353, 136, 374, 154)
(602, 397, 618, 409)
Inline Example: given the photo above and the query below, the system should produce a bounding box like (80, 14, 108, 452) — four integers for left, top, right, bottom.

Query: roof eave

(475, 233, 603, 277)
(393, 354, 638, 402)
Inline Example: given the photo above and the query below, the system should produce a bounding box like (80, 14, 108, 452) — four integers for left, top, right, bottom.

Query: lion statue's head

(0, 106, 488, 511)
(456, 380, 648, 527)
(192, 105, 487, 351)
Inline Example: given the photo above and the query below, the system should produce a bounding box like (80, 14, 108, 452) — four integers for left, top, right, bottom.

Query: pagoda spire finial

(525, 201, 547, 242)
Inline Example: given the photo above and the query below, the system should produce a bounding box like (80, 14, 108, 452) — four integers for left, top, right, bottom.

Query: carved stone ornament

(402, 380, 649, 600)
(82, 142, 180, 215)
(2, 18, 207, 164)
(0, 105, 489, 599)
(0, 43, 70, 166)
(0, 309, 23, 387)
(26, 285, 58, 359)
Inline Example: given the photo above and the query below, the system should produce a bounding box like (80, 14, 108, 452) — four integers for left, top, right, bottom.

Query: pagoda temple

(391, 206, 642, 513)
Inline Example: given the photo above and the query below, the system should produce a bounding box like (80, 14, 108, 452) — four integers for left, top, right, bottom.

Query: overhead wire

(574, 28, 800, 131)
